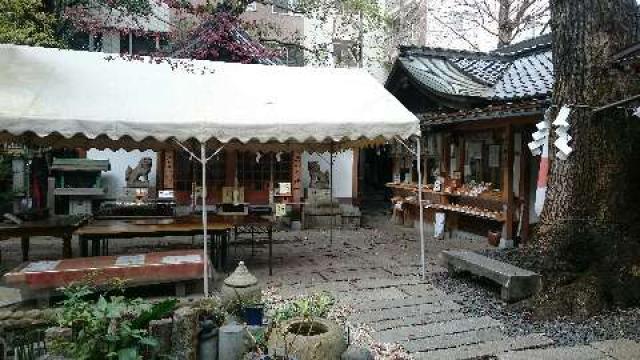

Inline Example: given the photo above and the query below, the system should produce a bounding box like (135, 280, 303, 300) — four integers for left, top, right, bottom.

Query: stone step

(369, 310, 466, 331)
(497, 345, 612, 360)
(348, 301, 461, 324)
(414, 333, 554, 360)
(404, 327, 506, 353)
(375, 316, 502, 344)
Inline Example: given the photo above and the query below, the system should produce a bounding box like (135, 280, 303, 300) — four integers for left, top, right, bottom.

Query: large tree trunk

(497, 0, 512, 48)
(536, 0, 640, 315)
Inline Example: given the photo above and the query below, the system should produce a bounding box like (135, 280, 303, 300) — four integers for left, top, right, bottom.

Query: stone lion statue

(308, 161, 330, 189)
(126, 157, 152, 188)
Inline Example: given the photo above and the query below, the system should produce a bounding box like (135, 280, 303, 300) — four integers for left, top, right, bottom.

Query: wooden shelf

(54, 188, 107, 196)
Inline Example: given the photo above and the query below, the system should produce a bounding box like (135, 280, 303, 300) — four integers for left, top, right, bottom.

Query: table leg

(21, 236, 29, 262)
(62, 234, 72, 258)
(80, 236, 88, 257)
(251, 229, 255, 257)
(222, 230, 229, 272)
(269, 226, 273, 276)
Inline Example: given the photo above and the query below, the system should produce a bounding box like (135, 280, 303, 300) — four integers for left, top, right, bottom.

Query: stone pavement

(1, 216, 639, 359)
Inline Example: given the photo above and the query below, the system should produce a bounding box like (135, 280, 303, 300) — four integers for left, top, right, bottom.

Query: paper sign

(116, 255, 145, 266)
(22, 261, 60, 272)
(162, 255, 201, 264)
(275, 203, 287, 217)
(554, 138, 573, 156)
(553, 106, 572, 127)
(279, 182, 291, 195)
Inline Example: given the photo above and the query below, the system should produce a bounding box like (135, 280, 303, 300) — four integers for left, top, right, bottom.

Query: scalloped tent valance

(0, 45, 420, 151)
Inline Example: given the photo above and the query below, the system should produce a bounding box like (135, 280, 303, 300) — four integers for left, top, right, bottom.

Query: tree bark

(497, 0, 512, 47)
(537, 0, 640, 311)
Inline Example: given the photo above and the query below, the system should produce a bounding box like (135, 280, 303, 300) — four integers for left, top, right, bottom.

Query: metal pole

(201, 143, 209, 297)
(416, 138, 425, 280)
(329, 146, 334, 247)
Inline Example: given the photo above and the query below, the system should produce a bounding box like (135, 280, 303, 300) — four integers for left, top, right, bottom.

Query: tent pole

(201, 143, 209, 297)
(329, 145, 334, 247)
(416, 138, 425, 280)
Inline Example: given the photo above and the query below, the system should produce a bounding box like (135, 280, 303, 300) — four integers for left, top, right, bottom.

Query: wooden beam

(520, 128, 532, 243)
(504, 125, 515, 241)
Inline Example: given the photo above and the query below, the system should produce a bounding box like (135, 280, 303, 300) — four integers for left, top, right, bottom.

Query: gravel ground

(430, 247, 640, 347)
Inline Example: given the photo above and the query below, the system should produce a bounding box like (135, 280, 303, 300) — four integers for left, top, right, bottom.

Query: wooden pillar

(225, 150, 237, 187)
(503, 125, 515, 241)
(291, 151, 302, 210)
(352, 149, 359, 205)
(520, 128, 532, 243)
(458, 136, 466, 182)
(157, 151, 165, 190)
(442, 134, 450, 177)
(163, 150, 175, 189)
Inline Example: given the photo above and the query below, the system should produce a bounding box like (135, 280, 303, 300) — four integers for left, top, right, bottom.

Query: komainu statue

(126, 157, 152, 188)
(308, 161, 330, 189)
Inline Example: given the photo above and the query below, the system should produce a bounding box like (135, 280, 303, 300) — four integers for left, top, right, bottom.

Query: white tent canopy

(0, 44, 427, 291)
(0, 45, 419, 150)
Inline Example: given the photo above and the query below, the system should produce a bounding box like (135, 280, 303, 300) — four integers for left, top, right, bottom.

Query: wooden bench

(3, 249, 209, 305)
(441, 250, 541, 302)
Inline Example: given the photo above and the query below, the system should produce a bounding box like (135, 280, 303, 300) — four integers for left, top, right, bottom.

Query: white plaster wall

(87, 149, 157, 199)
(302, 150, 353, 199)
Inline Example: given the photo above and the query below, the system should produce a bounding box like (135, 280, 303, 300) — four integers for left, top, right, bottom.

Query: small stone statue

(308, 161, 330, 189)
(125, 157, 152, 188)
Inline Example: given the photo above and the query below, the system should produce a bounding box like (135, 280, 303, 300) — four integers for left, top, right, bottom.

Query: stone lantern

(220, 261, 261, 306)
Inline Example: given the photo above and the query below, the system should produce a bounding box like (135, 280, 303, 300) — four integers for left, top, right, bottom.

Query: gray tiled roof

(396, 36, 553, 101)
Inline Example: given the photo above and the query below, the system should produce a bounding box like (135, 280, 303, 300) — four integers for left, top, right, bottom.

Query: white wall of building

(87, 149, 157, 199)
(302, 150, 353, 199)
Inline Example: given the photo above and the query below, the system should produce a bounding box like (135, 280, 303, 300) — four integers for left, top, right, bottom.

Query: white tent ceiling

(0, 44, 420, 151)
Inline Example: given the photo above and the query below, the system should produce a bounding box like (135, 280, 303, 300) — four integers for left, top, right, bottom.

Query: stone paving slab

(318, 268, 393, 281)
(348, 300, 461, 324)
(340, 287, 407, 304)
(349, 289, 458, 312)
(402, 327, 506, 353)
(497, 345, 612, 360)
(369, 310, 466, 331)
(414, 333, 554, 360)
(375, 316, 502, 344)
(398, 284, 447, 298)
(352, 278, 423, 290)
(590, 339, 640, 360)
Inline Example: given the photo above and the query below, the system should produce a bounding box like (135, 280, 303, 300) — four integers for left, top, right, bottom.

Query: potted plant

(194, 297, 226, 360)
(267, 293, 346, 360)
(242, 299, 265, 326)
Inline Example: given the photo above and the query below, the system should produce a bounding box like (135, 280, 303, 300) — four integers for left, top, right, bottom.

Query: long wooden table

(74, 215, 275, 274)
(0, 216, 88, 261)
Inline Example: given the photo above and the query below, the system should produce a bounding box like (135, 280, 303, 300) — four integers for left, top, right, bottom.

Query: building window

(279, 44, 304, 66)
(120, 33, 162, 55)
(246, 1, 257, 11)
(272, 0, 298, 15)
(333, 40, 357, 67)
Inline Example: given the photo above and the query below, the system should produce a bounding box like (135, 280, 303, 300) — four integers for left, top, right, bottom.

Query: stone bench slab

(442, 250, 541, 302)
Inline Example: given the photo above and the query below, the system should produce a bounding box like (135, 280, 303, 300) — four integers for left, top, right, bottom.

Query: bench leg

(21, 236, 30, 262)
(62, 234, 72, 258)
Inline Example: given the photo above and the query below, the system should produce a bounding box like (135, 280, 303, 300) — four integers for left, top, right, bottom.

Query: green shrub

(55, 284, 177, 360)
